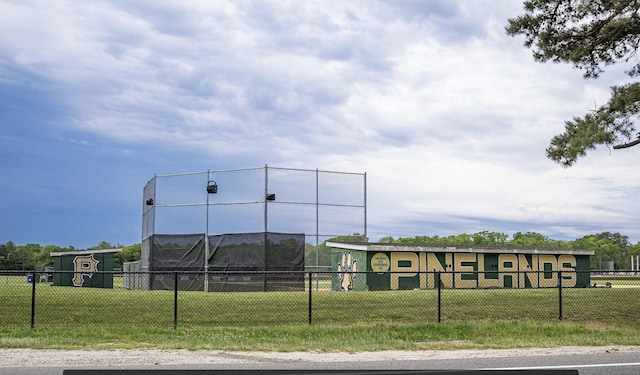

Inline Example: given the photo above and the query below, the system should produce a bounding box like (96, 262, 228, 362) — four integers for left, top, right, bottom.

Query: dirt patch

(1, 346, 639, 368)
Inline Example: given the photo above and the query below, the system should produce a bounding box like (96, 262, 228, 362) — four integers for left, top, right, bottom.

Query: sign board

(50, 248, 121, 288)
(329, 242, 593, 291)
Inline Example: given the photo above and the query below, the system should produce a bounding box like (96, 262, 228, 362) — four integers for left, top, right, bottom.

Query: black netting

(149, 233, 206, 290)
(148, 232, 304, 291)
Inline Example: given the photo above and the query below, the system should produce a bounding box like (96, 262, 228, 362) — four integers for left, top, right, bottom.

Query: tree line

(377, 231, 640, 270)
(0, 241, 140, 271)
(2, 231, 640, 271)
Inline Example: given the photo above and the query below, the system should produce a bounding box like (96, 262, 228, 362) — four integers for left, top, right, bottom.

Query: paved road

(2, 351, 640, 375)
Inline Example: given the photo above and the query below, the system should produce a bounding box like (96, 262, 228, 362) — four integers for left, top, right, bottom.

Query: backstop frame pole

(264, 164, 268, 292)
(364, 172, 367, 241)
(205, 169, 210, 292)
(315, 168, 319, 291)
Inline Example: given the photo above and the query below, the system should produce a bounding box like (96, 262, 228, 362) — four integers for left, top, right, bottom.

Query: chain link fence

(1, 270, 638, 329)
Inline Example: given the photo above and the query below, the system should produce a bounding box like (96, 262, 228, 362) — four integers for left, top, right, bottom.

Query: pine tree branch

(613, 137, 640, 149)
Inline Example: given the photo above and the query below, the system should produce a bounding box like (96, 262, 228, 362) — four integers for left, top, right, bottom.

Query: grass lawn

(1, 275, 640, 351)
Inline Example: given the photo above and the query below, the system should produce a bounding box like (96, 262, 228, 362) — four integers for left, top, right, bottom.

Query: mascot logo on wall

(72, 255, 99, 287)
(337, 252, 357, 291)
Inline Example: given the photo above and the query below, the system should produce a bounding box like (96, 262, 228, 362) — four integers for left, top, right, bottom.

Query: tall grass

(2, 321, 640, 351)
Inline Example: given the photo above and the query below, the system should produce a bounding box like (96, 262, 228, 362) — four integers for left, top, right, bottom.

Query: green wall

(331, 249, 368, 291)
(52, 252, 116, 288)
(331, 248, 591, 291)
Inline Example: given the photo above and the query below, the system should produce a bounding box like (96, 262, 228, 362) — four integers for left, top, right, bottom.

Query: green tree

(507, 0, 640, 166)
(89, 241, 115, 250)
(597, 232, 630, 268)
(471, 231, 509, 246)
(115, 243, 141, 269)
(377, 236, 396, 243)
(327, 233, 368, 243)
(509, 231, 565, 247)
(0, 241, 16, 269)
(304, 242, 332, 268)
(395, 232, 511, 247)
(570, 233, 629, 269)
(6, 244, 39, 270)
(34, 245, 59, 270)
(310, 233, 368, 269)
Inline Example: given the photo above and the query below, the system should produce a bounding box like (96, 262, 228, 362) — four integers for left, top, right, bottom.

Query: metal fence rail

(0, 270, 638, 329)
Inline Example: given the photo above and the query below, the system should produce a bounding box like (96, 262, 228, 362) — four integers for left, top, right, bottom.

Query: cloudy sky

(1, 0, 639, 249)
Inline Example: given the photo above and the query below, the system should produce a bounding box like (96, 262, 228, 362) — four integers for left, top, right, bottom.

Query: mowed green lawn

(590, 275, 640, 287)
(1, 275, 640, 351)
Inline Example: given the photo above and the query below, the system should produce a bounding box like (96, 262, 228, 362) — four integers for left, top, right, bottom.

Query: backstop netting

(149, 232, 305, 292)
(137, 165, 366, 291)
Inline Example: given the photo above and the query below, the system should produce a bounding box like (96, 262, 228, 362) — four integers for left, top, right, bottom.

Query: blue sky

(1, 0, 639, 249)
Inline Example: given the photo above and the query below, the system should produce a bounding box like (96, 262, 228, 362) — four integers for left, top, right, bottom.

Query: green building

(50, 248, 122, 288)
(329, 242, 593, 291)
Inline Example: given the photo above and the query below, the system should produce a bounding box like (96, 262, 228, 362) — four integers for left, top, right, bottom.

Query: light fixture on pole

(207, 181, 218, 194)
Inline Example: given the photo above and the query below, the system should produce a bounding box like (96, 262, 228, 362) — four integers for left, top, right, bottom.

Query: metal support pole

(437, 272, 442, 323)
(308, 271, 313, 325)
(30, 271, 37, 329)
(174, 271, 179, 329)
(264, 164, 268, 292)
(315, 168, 319, 291)
(205, 170, 210, 292)
(363, 172, 367, 241)
(558, 271, 563, 321)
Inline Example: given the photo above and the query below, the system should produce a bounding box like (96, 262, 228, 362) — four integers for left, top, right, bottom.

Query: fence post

(558, 270, 563, 321)
(174, 271, 179, 329)
(31, 271, 37, 329)
(437, 271, 442, 323)
(308, 272, 312, 325)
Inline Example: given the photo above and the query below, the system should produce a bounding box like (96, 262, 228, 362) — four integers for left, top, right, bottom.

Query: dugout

(328, 242, 593, 291)
(50, 248, 122, 288)
(142, 232, 305, 292)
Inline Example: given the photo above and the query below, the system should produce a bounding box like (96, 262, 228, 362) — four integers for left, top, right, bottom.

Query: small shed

(328, 242, 593, 291)
(50, 248, 122, 288)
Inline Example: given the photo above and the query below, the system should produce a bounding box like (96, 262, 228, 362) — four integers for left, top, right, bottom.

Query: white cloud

(1, 0, 639, 245)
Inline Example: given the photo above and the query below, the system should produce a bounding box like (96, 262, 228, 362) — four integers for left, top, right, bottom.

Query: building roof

(326, 242, 595, 256)
(50, 248, 122, 257)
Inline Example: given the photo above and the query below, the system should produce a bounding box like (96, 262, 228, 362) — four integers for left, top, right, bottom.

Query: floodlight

(207, 181, 218, 194)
